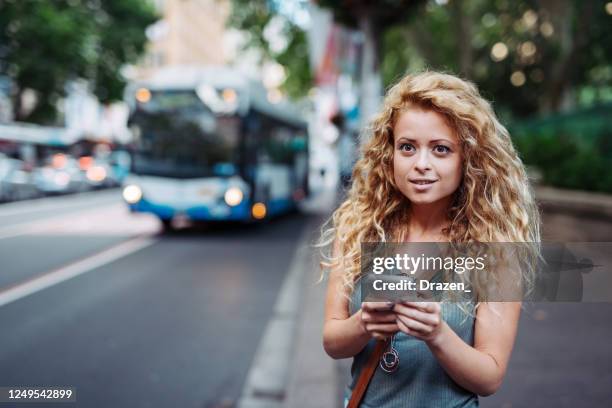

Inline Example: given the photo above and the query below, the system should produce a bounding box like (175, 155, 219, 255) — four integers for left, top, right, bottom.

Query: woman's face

(392, 108, 463, 206)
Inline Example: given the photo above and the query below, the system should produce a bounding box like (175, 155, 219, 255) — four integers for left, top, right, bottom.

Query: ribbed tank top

(344, 282, 479, 408)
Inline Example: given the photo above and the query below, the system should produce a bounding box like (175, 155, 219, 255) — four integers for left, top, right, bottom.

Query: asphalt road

(0, 190, 316, 408)
(480, 211, 612, 407)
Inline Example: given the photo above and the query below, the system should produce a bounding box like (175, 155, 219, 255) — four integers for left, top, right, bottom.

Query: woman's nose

(414, 150, 432, 172)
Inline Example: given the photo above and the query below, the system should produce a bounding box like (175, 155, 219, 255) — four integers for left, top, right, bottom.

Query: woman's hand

(394, 301, 445, 344)
(359, 302, 399, 340)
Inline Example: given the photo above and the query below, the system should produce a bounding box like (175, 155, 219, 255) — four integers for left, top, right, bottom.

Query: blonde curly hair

(318, 71, 541, 311)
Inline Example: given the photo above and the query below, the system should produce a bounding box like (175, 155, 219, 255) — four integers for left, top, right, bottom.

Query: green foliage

(0, 0, 157, 123)
(227, 0, 311, 99)
(228, 0, 425, 99)
(227, 0, 611, 121)
(511, 104, 612, 192)
(274, 25, 312, 100)
(92, 0, 158, 103)
(386, 0, 612, 119)
(227, 0, 272, 57)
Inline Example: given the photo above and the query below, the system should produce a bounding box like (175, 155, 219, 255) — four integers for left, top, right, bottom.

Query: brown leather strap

(347, 338, 390, 408)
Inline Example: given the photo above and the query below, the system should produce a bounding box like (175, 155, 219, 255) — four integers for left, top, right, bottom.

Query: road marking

(0, 206, 105, 241)
(0, 223, 41, 241)
(0, 203, 159, 241)
(0, 236, 157, 308)
(0, 189, 120, 218)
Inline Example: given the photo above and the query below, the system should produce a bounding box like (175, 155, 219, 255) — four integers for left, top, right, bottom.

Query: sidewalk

(284, 235, 343, 408)
(535, 185, 612, 220)
(284, 187, 343, 408)
(282, 184, 612, 407)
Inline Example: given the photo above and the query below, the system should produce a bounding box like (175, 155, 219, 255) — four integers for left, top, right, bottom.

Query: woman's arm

(427, 302, 520, 396)
(395, 301, 521, 396)
(322, 269, 371, 359)
(322, 240, 399, 359)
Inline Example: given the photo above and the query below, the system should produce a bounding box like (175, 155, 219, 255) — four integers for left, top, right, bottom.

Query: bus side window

(264, 125, 293, 164)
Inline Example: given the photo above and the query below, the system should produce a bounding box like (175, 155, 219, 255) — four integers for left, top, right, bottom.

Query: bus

(122, 67, 309, 230)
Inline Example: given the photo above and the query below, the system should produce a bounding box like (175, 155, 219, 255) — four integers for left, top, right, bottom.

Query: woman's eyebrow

(429, 139, 455, 144)
(396, 137, 455, 145)
(397, 136, 417, 143)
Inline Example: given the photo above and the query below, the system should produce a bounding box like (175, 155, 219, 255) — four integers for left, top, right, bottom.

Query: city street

(0, 190, 317, 408)
(2, 189, 612, 408)
(2, 1, 611, 407)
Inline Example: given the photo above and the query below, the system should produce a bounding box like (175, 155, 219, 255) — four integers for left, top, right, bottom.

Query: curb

(535, 186, 612, 220)
(284, 233, 340, 408)
(237, 215, 328, 408)
(237, 188, 339, 408)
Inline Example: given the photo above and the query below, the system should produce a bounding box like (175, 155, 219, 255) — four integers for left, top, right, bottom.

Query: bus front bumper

(128, 198, 252, 221)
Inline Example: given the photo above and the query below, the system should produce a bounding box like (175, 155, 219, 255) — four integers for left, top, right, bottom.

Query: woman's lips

(409, 179, 437, 191)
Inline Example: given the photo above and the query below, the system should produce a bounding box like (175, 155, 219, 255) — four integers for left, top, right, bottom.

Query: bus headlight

(123, 185, 143, 204)
(224, 187, 243, 207)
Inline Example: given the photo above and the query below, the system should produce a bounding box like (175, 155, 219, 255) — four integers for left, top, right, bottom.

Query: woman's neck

(406, 199, 452, 241)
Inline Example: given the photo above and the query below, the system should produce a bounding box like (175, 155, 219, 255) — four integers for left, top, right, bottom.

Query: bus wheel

(160, 219, 175, 232)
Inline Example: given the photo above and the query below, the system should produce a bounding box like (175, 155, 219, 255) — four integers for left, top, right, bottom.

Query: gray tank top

(344, 282, 479, 408)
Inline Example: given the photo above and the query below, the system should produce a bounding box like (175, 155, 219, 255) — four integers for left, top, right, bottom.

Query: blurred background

(0, 1, 611, 407)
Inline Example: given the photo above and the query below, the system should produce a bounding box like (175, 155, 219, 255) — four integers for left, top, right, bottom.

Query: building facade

(138, 0, 231, 78)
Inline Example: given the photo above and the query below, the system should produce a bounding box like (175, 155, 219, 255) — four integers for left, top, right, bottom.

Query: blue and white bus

(122, 67, 309, 229)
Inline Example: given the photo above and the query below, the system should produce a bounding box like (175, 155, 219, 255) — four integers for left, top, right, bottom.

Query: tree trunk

(450, 0, 473, 79)
(541, 0, 594, 113)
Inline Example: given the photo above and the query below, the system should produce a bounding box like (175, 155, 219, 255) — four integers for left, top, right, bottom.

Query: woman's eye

(434, 145, 451, 154)
(399, 143, 414, 152)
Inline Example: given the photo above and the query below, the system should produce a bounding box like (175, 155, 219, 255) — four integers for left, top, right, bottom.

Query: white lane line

(0, 190, 120, 218)
(0, 203, 158, 241)
(0, 236, 157, 308)
(0, 206, 103, 241)
(18, 203, 160, 237)
(0, 223, 41, 241)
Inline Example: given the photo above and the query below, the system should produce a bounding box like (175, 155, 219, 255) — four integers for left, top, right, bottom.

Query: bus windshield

(129, 90, 240, 179)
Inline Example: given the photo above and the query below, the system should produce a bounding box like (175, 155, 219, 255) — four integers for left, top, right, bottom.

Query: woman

(319, 71, 540, 407)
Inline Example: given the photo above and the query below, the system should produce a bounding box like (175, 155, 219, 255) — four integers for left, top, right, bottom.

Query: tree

(385, 0, 612, 118)
(227, 0, 312, 100)
(227, 0, 611, 120)
(228, 0, 425, 123)
(0, 0, 157, 124)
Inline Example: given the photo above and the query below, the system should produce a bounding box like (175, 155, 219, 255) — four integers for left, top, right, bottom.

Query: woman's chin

(404, 191, 453, 206)
(408, 197, 437, 205)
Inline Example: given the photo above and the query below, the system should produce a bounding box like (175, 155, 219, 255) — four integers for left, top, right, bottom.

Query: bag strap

(347, 338, 390, 408)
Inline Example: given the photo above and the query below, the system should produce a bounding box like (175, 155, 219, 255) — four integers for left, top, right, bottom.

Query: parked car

(33, 154, 92, 195)
(87, 159, 122, 189)
(32, 166, 73, 195)
(0, 154, 40, 202)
